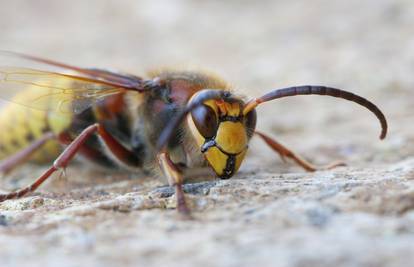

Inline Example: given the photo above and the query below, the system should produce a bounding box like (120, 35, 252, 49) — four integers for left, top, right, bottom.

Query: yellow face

(187, 97, 256, 179)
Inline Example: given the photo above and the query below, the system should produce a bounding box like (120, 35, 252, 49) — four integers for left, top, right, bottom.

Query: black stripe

(219, 155, 236, 179)
(219, 115, 242, 122)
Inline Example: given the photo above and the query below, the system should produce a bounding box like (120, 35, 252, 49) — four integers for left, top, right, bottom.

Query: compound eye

(191, 104, 218, 138)
(245, 109, 257, 138)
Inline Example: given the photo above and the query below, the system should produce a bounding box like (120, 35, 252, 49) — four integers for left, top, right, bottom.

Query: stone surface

(1, 1, 414, 267)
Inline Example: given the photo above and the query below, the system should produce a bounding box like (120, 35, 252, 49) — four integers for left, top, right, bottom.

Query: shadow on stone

(151, 181, 218, 198)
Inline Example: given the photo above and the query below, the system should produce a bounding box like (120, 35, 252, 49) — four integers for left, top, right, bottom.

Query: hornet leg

(0, 125, 99, 201)
(158, 151, 192, 218)
(255, 131, 346, 172)
(0, 132, 55, 175)
(0, 123, 143, 202)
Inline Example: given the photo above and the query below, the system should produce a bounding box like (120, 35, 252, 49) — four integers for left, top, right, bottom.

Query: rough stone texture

(0, 1, 413, 267)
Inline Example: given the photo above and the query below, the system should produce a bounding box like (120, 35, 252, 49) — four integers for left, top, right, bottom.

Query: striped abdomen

(0, 88, 73, 163)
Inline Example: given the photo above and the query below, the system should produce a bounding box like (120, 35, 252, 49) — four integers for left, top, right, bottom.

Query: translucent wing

(0, 51, 145, 114)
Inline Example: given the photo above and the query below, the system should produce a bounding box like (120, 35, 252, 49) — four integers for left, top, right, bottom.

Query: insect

(0, 51, 388, 215)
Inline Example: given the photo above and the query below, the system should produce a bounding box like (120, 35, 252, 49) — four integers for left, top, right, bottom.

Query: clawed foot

(175, 184, 194, 220)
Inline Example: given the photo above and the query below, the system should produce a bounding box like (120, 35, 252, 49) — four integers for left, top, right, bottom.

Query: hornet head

(186, 93, 256, 179)
(157, 86, 387, 180)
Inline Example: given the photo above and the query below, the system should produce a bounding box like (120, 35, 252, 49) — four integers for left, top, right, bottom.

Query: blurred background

(1, 1, 413, 267)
